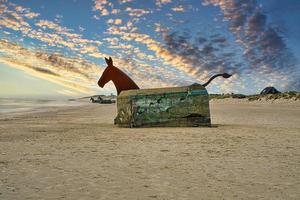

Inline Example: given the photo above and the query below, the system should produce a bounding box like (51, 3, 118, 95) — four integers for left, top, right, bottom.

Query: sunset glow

(1, 0, 299, 97)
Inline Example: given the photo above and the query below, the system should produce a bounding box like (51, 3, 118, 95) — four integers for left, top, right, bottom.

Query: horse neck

(109, 67, 139, 95)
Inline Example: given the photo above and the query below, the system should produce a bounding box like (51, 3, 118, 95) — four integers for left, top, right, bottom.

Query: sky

(0, 0, 299, 98)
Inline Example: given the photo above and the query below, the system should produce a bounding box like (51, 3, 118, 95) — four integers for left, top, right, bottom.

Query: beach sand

(0, 100, 300, 199)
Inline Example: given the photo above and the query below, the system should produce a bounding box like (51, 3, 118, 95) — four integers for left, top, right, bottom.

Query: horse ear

(109, 57, 113, 66)
(104, 57, 109, 65)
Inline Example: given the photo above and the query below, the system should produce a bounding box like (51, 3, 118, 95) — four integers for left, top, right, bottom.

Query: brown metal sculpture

(98, 57, 139, 95)
(202, 73, 231, 87)
(98, 57, 231, 95)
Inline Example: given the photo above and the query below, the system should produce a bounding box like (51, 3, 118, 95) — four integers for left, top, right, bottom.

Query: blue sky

(0, 0, 299, 98)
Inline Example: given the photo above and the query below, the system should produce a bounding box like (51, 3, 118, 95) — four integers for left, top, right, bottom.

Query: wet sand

(0, 100, 300, 199)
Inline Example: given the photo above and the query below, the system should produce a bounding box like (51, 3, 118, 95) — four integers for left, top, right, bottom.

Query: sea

(0, 98, 83, 114)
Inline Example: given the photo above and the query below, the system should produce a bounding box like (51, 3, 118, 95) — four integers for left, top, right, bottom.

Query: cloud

(107, 18, 122, 25)
(172, 5, 185, 12)
(31, 67, 61, 77)
(125, 7, 151, 17)
(108, 27, 225, 84)
(78, 26, 85, 32)
(0, 2, 38, 35)
(111, 9, 121, 14)
(31, 19, 105, 58)
(107, 26, 214, 82)
(156, 0, 172, 7)
(0, 37, 179, 95)
(93, 0, 111, 16)
(154, 23, 170, 34)
(1, 1, 194, 94)
(163, 31, 241, 78)
(0, 56, 93, 94)
(104, 37, 119, 45)
(119, 0, 134, 4)
(0, 3, 31, 33)
(111, 56, 191, 88)
(203, 0, 299, 90)
(24, 12, 39, 19)
(1, 2, 183, 94)
(114, 19, 122, 25)
(0, 40, 102, 94)
(35, 20, 70, 32)
(3, 0, 297, 95)
(14, 4, 40, 19)
(1, 3, 104, 60)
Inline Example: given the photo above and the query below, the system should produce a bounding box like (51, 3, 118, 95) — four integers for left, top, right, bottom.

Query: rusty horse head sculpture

(98, 57, 139, 95)
(98, 57, 231, 95)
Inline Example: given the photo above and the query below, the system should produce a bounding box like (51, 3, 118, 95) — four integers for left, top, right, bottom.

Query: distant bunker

(114, 85, 211, 127)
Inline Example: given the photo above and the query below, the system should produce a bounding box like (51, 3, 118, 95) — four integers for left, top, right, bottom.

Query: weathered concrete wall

(115, 85, 211, 127)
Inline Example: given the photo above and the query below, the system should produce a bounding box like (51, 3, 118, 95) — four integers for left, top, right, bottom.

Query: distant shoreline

(1, 93, 299, 115)
(0, 98, 87, 115)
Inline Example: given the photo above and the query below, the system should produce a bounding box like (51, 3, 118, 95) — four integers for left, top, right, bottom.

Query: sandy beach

(0, 100, 300, 200)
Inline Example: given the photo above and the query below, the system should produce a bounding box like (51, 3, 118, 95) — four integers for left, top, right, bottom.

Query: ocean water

(0, 98, 83, 114)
